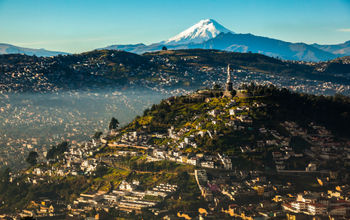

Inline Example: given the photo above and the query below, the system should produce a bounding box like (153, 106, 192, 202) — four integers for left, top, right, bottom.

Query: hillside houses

(149, 148, 232, 170)
(8, 88, 350, 219)
(282, 192, 350, 217)
(69, 182, 178, 216)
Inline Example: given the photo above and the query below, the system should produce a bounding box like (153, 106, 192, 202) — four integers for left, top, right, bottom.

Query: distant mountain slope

(103, 43, 147, 52)
(103, 43, 163, 54)
(1, 49, 349, 93)
(143, 49, 344, 82)
(312, 41, 350, 56)
(196, 33, 337, 62)
(315, 56, 350, 75)
(102, 19, 345, 62)
(0, 43, 69, 57)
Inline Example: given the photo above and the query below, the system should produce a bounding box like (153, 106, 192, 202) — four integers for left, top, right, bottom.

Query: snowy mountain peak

(164, 19, 234, 45)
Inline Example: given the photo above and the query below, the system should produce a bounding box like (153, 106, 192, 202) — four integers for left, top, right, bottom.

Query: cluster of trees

(46, 141, 70, 160)
(94, 165, 109, 178)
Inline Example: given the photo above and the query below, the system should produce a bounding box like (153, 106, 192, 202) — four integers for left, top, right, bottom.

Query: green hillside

(122, 83, 350, 164)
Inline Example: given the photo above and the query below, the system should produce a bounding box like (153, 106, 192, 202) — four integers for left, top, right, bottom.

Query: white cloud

(337, 28, 350, 32)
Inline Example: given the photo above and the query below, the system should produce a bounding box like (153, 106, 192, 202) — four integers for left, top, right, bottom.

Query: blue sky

(0, 0, 349, 53)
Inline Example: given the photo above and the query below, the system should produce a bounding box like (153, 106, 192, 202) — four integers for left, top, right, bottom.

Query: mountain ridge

(312, 40, 350, 56)
(195, 32, 337, 61)
(0, 43, 69, 57)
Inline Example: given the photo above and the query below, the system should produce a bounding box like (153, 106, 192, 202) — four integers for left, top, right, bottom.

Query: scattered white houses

(208, 109, 220, 117)
(201, 161, 214, 169)
(187, 157, 198, 166)
(119, 180, 136, 191)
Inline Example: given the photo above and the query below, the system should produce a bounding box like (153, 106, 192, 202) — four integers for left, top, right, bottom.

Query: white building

(307, 203, 327, 216)
(119, 181, 134, 191)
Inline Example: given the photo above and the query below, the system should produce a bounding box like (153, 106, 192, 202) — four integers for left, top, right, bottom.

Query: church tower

(225, 64, 233, 92)
(223, 64, 234, 98)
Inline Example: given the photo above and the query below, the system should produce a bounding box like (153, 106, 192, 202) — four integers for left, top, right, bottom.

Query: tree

(0, 167, 10, 193)
(162, 46, 167, 51)
(213, 83, 221, 90)
(26, 151, 38, 166)
(93, 131, 103, 139)
(94, 165, 109, 177)
(109, 117, 119, 130)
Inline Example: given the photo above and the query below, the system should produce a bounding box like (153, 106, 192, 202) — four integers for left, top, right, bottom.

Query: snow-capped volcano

(164, 19, 233, 45)
(102, 18, 344, 61)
